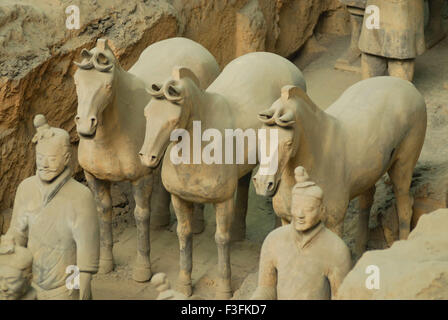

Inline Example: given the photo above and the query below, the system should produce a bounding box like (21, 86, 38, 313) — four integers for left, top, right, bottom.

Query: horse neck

(96, 68, 148, 143)
(289, 98, 340, 177)
(186, 90, 228, 132)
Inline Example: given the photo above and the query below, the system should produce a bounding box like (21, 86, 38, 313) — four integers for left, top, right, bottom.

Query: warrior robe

(5, 168, 99, 300)
(359, 0, 426, 59)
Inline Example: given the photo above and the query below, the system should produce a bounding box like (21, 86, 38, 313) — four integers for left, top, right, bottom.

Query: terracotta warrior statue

(335, 0, 367, 72)
(0, 244, 36, 300)
(251, 167, 352, 300)
(0, 115, 100, 300)
(359, 0, 426, 81)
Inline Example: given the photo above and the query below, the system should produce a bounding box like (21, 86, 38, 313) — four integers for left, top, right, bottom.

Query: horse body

(74, 38, 220, 281)
(254, 77, 426, 258)
(140, 52, 306, 298)
(78, 69, 149, 182)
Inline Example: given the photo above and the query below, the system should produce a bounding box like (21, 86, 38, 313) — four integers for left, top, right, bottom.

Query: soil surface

(92, 32, 448, 300)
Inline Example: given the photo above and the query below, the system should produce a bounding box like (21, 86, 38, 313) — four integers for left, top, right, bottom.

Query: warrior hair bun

(294, 166, 310, 183)
(33, 114, 48, 129)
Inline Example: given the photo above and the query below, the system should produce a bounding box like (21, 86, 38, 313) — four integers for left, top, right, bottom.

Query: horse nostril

(151, 155, 157, 161)
(74, 115, 80, 123)
(90, 117, 97, 128)
(267, 182, 274, 191)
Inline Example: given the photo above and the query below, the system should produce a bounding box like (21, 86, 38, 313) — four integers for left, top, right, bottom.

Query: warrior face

(0, 265, 32, 300)
(36, 138, 70, 183)
(291, 194, 323, 232)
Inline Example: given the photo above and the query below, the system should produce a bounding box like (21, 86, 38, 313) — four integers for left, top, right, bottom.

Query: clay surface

(337, 209, 448, 299)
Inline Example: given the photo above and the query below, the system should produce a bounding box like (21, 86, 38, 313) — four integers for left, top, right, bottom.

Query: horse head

(253, 85, 305, 197)
(73, 38, 119, 138)
(139, 66, 202, 168)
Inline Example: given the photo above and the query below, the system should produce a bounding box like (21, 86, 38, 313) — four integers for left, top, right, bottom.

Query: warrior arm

(79, 272, 93, 300)
(250, 236, 277, 300)
(327, 245, 352, 299)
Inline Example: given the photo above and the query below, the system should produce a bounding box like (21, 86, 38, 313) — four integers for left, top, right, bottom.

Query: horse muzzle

(252, 173, 280, 197)
(75, 115, 98, 138)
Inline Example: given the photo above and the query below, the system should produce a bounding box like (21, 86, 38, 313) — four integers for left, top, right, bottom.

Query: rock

(372, 161, 448, 247)
(173, 0, 345, 66)
(337, 209, 448, 299)
(0, 209, 12, 235)
(0, 0, 180, 211)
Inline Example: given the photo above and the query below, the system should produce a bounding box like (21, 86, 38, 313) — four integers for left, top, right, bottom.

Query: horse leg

(354, 186, 376, 259)
(171, 194, 194, 297)
(388, 160, 415, 240)
(192, 203, 205, 234)
(230, 171, 251, 241)
(132, 175, 153, 282)
(214, 197, 234, 299)
(84, 171, 114, 274)
(150, 166, 171, 229)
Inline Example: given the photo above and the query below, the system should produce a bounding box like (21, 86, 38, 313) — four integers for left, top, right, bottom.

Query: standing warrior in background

(251, 167, 351, 300)
(359, 0, 425, 81)
(0, 115, 99, 300)
(335, 0, 367, 72)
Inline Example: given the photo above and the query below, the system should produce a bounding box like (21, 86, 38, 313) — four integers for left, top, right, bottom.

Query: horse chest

(78, 142, 145, 182)
(162, 161, 237, 202)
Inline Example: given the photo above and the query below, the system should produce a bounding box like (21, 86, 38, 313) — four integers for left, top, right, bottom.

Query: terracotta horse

(253, 77, 427, 258)
(139, 52, 306, 298)
(73, 38, 220, 282)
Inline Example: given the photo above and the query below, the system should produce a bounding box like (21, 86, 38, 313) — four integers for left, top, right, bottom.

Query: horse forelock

(75, 46, 117, 73)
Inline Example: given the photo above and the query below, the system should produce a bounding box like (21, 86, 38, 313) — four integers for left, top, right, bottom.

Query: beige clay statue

(334, 0, 366, 72)
(0, 115, 100, 300)
(359, 0, 426, 81)
(139, 52, 306, 299)
(253, 77, 427, 259)
(0, 244, 36, 300)
(251, 167, 351, 300)
(73, 38, 220, 281)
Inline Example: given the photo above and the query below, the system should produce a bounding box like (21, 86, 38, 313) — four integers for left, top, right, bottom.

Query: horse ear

(281, 85, 304, 103)
(172, 66, 200, 88)
(96, 38, 110, 51)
